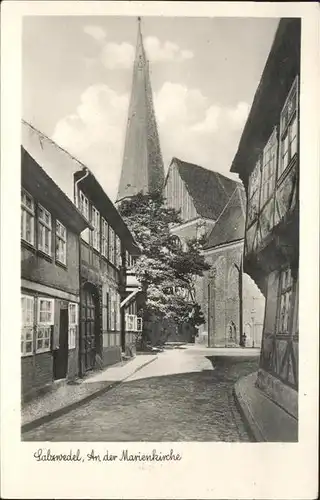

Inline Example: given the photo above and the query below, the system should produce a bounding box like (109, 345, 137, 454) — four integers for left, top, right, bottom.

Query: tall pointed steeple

(116, 17, 165, 203)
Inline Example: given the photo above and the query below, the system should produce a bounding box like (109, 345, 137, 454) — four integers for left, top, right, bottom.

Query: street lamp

(233, 257, 243, 347)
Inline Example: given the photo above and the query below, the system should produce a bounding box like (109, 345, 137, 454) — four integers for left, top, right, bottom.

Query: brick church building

(164, 158, 265, 347)
(117, 18, 265, 347)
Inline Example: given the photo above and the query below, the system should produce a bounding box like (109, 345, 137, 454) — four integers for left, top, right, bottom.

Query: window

(106, 292, 111, 330)
(227, 265, 238, 299)
(101, 218, 109, 258)
(109, 227, 115, 264)
(36, 298, 54, 352)
(91, 206, 100, 252)
(171, 235, 182, 250)
(21, 295, 34, 356)
(21, 295, 54, 355)
(112, 294, 117, 331)
(277, 268, 294, 334)
(56, 220, 67, 265)
(126, 314, 137, 332)
(68, 303, 78, 350)
(247, 158, 261, 224)
(107, 290, 116, 331)
(137, 317, 143, 332)
(115, 235, 121, 268)
(116, 294, 121, 330)
(126, 251, 136, 269)
(38, 205, 52, 256)
(279, 78, 298, 178)
(21, 189, 35, 245)
(261, 129, 277, 207)
(78, 190, 89, 220)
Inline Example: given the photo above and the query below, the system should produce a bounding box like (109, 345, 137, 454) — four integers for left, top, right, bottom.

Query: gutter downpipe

(74, 168, 90, 378)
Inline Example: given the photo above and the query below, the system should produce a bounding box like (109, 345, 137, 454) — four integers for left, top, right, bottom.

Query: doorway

(53, 307, 69, 380)
(82, 284, 99, 372)
(227, 321, 237, 345)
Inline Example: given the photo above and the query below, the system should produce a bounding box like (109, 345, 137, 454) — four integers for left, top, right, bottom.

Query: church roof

(117, 18, 164, 202)
(172, 157, 241, 220)
(203, 185, 247, 249)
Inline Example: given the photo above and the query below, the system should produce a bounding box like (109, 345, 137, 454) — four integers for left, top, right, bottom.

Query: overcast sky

(22, 16, 279, 201)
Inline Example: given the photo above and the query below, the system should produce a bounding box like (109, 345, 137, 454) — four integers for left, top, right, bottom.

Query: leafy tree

(118, 191, 210, 343)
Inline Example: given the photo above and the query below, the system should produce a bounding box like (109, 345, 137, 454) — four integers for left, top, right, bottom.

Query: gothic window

(138, 55, 144, 69)
(227, 265, 238, 299)
(214, 256, 226, 300)
(227, 321, 237, 342)
(170, 235, 182, 251)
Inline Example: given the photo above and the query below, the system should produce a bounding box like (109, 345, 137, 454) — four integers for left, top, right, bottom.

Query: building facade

(21, 121, 142, 399)
(74, 168, 142, 374)
(230, 19, 300, 424)
(164, 158, 265, 347)
(21, 147, 90, 401)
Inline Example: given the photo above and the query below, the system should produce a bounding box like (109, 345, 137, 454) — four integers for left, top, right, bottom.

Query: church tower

(116, 17, 165, 203)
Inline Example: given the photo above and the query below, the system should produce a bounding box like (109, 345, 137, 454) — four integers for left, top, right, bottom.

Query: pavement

(22, 345, 260, 442)
(234, 372, 298, 442)
(21, 354, 157, 432)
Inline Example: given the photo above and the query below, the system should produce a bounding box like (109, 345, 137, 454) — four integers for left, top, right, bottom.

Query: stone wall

(21, 352, 53, 401)
(199, 243, 265, 347)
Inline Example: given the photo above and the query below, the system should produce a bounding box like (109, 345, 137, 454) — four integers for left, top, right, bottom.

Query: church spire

(116, 17, 165, 203)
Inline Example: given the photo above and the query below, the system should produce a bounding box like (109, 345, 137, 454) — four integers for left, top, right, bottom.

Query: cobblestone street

(22, 346, 260, 442)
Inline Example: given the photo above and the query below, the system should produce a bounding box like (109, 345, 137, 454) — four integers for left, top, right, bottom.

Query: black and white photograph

(19, 13, 300, 443)
(1, 2, 319, 499)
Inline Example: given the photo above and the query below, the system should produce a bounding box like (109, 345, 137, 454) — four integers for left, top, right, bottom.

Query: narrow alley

(22, 346, 260, 442)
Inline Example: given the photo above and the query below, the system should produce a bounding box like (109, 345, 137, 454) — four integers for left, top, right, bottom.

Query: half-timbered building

(21, 146, 90, 401)
(230, 18, 300, 425)
(74, 168, 142, 373)
(22, 121, 142, 387)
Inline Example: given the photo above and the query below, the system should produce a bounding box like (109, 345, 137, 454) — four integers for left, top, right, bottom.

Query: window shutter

(52, 299, 60, 350)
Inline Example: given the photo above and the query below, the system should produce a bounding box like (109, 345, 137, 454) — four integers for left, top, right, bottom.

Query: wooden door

(83, 287, 96, 371)
(53, 308, 68, 380)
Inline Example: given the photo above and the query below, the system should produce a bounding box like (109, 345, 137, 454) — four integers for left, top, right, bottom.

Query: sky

(22, 16, 279, 201)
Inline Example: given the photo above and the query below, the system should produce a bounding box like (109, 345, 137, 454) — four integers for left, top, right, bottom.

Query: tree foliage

(118, 191, 210, 327)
